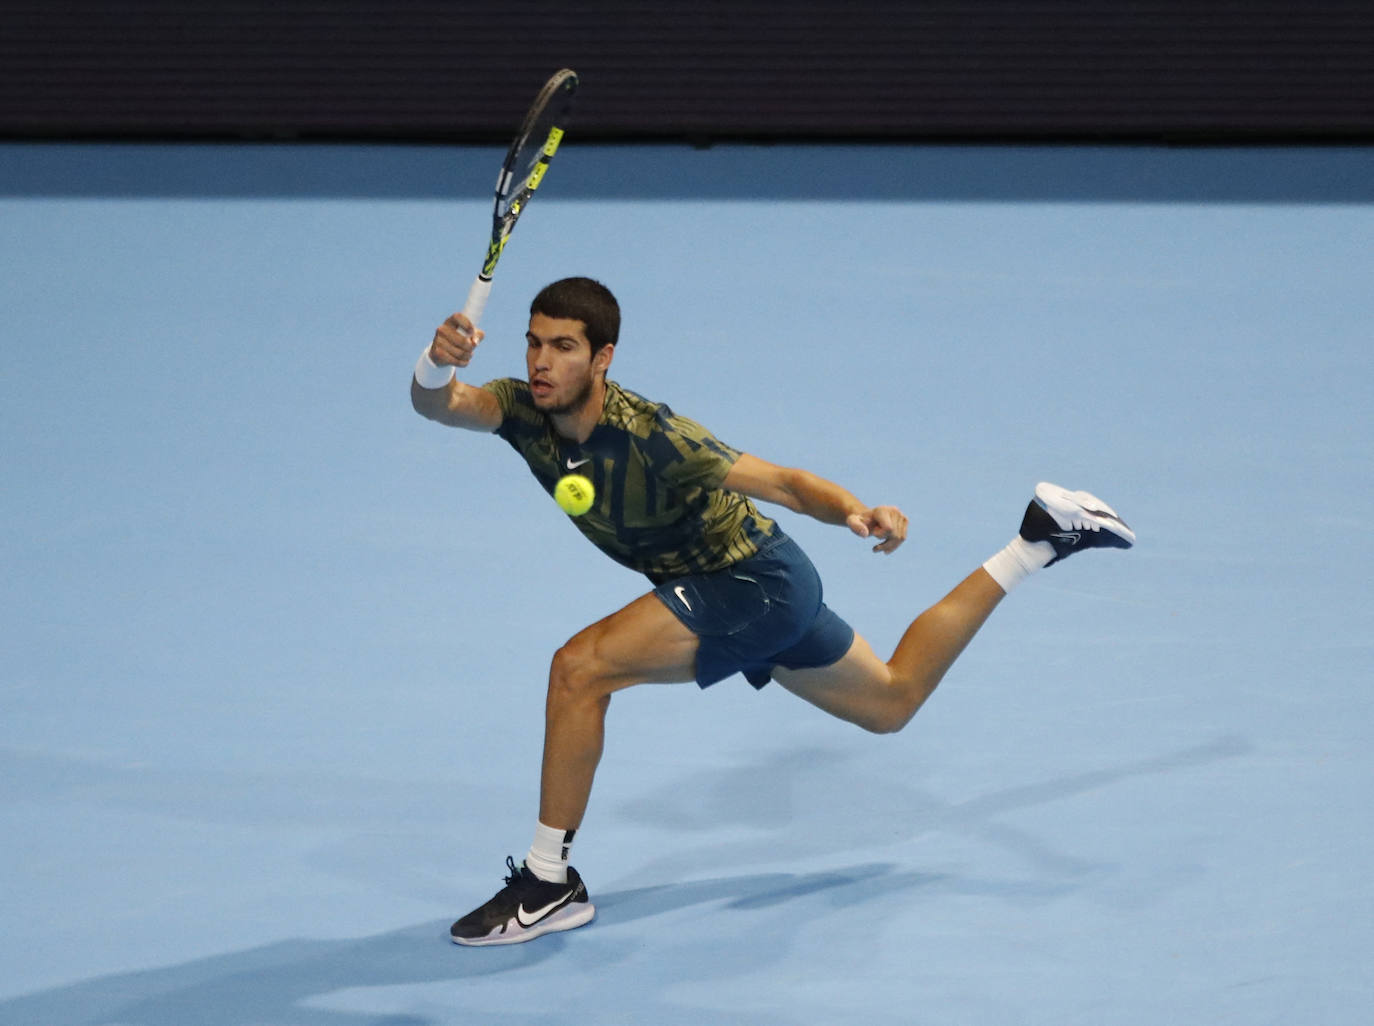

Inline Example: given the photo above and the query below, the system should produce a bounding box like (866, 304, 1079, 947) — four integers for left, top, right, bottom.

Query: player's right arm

(410, 313, 503, 431)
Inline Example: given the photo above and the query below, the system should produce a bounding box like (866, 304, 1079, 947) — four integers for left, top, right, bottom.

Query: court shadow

(620, 734, 1253, 886)
(0, 738, 1252, 1024)
(595, 860, 938, 923)
(0, 921, 538, 1026)
(0, 865, 924, 1026)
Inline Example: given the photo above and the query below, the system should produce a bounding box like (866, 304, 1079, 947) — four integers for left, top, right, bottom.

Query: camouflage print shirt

(481, 378, 781, 583)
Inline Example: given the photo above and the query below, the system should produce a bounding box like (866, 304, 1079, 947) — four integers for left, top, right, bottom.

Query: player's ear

(594, 343, 614, 374)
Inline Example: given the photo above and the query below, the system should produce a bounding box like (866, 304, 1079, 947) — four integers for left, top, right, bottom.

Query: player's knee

(843, 667, 914, 734)
(855, 707, 908, 735)
(547, 634, 612, 703)
(854, 693, 918, 735)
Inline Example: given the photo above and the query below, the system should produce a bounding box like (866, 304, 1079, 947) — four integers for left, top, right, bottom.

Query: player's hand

(846, 505, 908, 554)
(430, 313, 485, 368)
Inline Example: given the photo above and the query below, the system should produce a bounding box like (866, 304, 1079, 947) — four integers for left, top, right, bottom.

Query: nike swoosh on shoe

(515, 890, 575, 928)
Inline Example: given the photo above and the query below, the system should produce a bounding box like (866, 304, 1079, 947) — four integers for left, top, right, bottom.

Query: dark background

(3, 1, 1372, 142)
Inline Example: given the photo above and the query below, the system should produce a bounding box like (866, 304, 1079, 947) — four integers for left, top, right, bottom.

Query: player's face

(525, 314, 610, 415)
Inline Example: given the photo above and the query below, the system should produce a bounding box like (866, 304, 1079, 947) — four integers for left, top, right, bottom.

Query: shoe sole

(451, 901, 597, 946)
(1034, 482, 1135, 547)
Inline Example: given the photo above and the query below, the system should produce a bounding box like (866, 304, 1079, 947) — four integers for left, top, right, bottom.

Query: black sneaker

(450, 856, 595, 946)
(1020, 482, 1135, 566)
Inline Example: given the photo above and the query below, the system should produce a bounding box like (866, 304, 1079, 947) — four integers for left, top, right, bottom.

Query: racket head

(466, 68, 578, 324)
(489, 69, 578, 241)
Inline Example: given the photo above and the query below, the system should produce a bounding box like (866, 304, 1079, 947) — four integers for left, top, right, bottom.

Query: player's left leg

(774, 566, 1004, 733)
(775, 482, 1135, 732)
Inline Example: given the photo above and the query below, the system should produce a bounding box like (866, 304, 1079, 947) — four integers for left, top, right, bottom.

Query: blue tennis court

(2, 142, 1371, 1024)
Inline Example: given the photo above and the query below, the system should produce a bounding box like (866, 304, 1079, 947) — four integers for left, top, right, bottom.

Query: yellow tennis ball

(554, 473, 595, 516)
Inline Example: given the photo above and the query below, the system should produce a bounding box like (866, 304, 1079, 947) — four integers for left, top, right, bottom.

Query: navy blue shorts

(652, 535, 856, 689)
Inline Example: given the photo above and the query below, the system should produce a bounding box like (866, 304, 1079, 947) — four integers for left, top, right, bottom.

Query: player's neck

(549, 378, 607, 443)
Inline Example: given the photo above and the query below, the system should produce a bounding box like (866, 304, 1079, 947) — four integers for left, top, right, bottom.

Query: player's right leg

(450, 591, 699, 946)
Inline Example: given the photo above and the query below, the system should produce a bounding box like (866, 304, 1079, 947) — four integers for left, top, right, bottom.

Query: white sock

(982, 535, 1055, 594)
(525, 821, 575, 883)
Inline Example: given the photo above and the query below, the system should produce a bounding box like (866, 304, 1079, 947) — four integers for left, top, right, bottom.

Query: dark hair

(530, 277, 620, 354)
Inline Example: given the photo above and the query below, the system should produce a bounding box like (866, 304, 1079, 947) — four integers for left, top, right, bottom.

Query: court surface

(2, 142, 1372, 1025)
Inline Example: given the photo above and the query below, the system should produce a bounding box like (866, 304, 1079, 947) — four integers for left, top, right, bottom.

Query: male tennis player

(411, 277, 1134, 946)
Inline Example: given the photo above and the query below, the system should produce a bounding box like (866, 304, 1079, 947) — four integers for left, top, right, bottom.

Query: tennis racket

(460, 68, 579, 330)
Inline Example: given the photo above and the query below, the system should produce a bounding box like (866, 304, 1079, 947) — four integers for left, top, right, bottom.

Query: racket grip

(461, 277, 493, 332)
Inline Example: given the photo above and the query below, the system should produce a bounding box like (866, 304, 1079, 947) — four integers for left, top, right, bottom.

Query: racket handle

(461, 276, 493, 333)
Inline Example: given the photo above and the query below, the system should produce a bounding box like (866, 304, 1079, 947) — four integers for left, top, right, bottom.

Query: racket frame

(461, 68, 579, 328)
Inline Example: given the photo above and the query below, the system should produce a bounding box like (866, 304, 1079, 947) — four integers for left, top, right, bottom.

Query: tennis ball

(554, 473, 595, 516)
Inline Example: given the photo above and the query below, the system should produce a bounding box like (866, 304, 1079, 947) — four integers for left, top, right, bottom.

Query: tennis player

(411, 277, 1134, 946)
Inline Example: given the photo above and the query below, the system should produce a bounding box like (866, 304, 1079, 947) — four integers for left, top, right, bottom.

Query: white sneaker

(1019, 482, 1135, 566)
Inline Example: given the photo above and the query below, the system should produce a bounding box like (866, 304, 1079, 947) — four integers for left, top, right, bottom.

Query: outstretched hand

(846, 505, 908, 554)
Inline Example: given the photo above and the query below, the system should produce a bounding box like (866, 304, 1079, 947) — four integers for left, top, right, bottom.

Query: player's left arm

(722, 453, 907, 554)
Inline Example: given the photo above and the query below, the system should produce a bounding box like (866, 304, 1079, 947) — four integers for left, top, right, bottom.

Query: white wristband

(414, 345, 456, 389)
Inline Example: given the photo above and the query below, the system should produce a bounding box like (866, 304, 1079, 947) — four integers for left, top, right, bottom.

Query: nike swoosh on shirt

(565, 457, 591, 470)
(516, 891, 575, 928)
